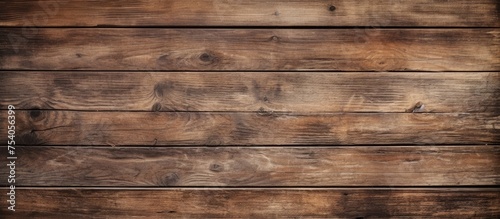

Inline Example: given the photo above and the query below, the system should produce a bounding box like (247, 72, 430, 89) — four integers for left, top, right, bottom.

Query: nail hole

(329, 5, 336, 11)
(199, 53, 212, 62)
(209, 163, 223, 172)
(29, 108, 41, 119)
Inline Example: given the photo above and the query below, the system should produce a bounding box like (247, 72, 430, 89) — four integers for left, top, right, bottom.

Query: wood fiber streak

(1, 111, 498, 146)
(1, 72, 499, 113)
(1, 189, 499, 218)
(0, 146, 498, 187)
(1, 29, 499, 71)
(0, 0, 498, 27)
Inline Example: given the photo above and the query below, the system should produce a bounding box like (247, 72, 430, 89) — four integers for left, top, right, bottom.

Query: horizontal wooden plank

(2, 188, 499, 218)
(1, 111, 498, 146)
(0, 0, 498, 27)
(1, 146, 498, 187)
(1, 72, 499, 113)
(1, 29, 498, 71)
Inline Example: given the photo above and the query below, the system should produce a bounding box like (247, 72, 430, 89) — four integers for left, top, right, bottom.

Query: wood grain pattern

(0, 0, 498, 27)
(1, 0, 498, 218)
(1, 72, 499, 113)
(1, 146, 498, 187)
(2, 188, 499, 218)
(1, 28, 499, 71)
(1, 111, 498, 146)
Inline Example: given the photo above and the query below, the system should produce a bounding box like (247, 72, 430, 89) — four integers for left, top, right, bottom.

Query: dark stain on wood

(29, 107, 42, 120)
(231, 115, 259, 142)
(159, 173, 180, 186)
(153, 81, 174, 98)
(151, 102, 162, 112)
(199, 52, 213, 62)
(496, 0, 500, 18)
(198, 51, 220, 66)
(328, 5, 337, 12)
(53, 77, 73, 87)
(209, 163, 224, 172)
(18, 130, 42, 145)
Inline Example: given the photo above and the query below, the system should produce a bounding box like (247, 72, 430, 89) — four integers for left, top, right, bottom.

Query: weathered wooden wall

(1, 0, 499, 218)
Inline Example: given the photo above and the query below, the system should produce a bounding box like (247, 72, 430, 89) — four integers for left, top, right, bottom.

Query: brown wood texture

(2, 188, 499, 218)
(0, 146, 497, 187)
(1, 1, 499, 217)
(1, 72, 499, 113)
(1, 111, 498, 146)
(1, 28, 499, 71)
(0, 0, 498, 27)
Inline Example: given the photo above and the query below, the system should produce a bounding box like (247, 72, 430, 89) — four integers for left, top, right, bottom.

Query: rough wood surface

(1, 111, 498, 146)
(1, 146, 498, 187)
(1, 28, 499, 71)
(0, 0, 498, 27)
(2, 188, 499, 218)
(1, 72, 499, 113)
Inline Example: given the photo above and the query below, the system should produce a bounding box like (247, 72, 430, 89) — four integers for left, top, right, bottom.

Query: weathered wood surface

(1, 72, 499, 113)
(0, 0, 498, 27)
(1, 1, 499, 217)
(1, 111, 498, 146)
(2, 188, 499, 218)
(1, 29, 499, 71)
(1, 146, 498, 187)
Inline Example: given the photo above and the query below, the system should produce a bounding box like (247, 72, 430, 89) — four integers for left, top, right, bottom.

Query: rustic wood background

(1, 0, 499, 218)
